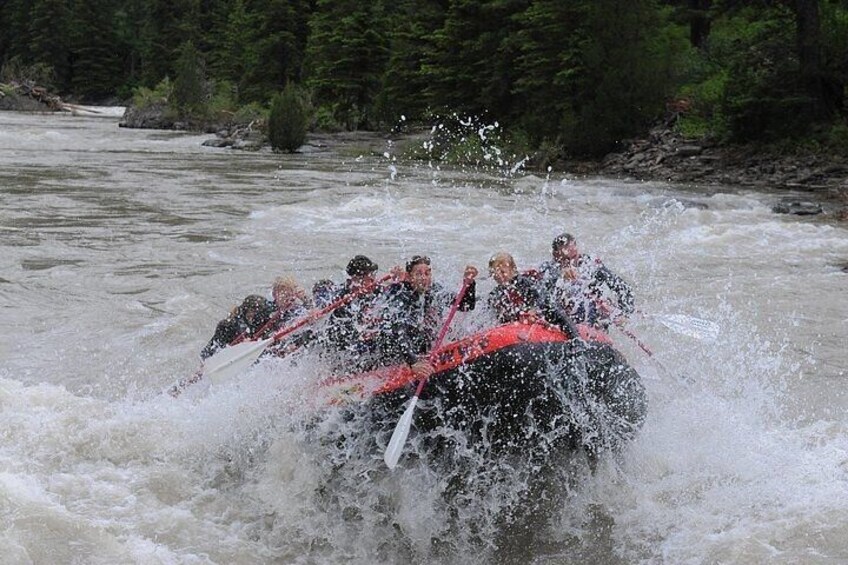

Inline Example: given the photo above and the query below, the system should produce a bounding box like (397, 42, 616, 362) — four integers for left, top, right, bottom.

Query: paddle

(200, 273, 393, 385)
(384, 277, 473, 469)
(647, 313, 719, 342)
(596, 299, 719, 342)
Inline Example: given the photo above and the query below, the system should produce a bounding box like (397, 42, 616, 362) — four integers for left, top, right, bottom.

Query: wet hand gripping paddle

(384, 278, 472, 469)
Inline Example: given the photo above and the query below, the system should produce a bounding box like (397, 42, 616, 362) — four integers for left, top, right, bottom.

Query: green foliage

(239, 0, 311, 104)
(423, 0, 526, 120)
(212, 0, 257, 93)
(676, 69, 730, 139)
(132, 77, 172, 108)
(233, 102, 268, 125)
(821, 122, 848, 153)
(207, 80, 237, 117)
(0, 56, 55, 87)
(4, 0, 848, 154)
(29, 0, 70, 90)
(404, 115, 527, 175)
(311, 105, 346, 132)
(171, 40, 208, 118)
(562, 1, 689, 155)
(509, 1, 691, 156)
(719, 6, 813, 141)
(305, 0, 389, 130)
(511, 1, 584, 145)
(0, 0, 32, 63)
(670, 3, 840, 143)
(268, 84, 311, 152)
(70, 0, 123, 100)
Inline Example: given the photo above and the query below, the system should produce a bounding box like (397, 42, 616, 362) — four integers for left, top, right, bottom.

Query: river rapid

(1, 111, 846, 564)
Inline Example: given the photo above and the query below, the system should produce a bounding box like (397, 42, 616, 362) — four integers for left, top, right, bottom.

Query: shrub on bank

(268, 84, 311, 153)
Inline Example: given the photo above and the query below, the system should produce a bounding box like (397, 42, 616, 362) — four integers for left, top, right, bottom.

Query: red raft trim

(318, 320, 611, 403)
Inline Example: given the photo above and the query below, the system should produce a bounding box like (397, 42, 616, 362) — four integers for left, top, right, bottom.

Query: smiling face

(408, 262, 433, 293)
(488, 253, 517, 285)
(272, 278, 305, 309)
(553, 240, 579, 265)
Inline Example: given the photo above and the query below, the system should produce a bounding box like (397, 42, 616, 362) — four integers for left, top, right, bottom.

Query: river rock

(202, 138, 233, 148)
(0, 93, 50, 112)
(772, 197, 823, 216)
(675, 145, 703, 157)
(119, 103, 174, 129)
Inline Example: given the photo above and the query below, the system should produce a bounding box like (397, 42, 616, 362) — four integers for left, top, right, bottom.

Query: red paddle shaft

(411, 277, 473, 397)
(266, 273, 394, 346)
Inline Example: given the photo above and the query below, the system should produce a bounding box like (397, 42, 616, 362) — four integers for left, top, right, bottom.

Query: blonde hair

(272, 276, 310, 306)
(272, 276, 300, 295)
(488, 252, 516, 272)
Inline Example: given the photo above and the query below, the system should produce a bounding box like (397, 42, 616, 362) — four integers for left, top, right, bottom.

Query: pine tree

(268, 83, 310, 152)
(374, 0, 446, 126)
(208, 0, 256, 88)
(28, 0, 71, 90)
(206, 0, 255, 85)
(70, 0, 123, 100)
(305, 0, 390, 129)
(112, 0, 149, 97)
(171, 40, 207, 118)
(423, 0, 528, 119)
(511, 0, 587, 144)
(141, 0, 199, 87)
(0, 0, 34, 67)
(239, 0, 312, 103)
(568, 0, 684, 154)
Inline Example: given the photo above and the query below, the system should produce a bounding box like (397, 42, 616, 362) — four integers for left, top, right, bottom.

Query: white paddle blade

(202, 338, 272, 385)
(384, 396, 419, 469)
(654, 314, 720, 342)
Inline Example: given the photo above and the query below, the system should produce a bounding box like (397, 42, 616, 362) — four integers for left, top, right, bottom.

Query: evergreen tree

(566, 0, 685, 154)
(208, 0, 256, 88)
(374, 0, 446, 126)
(0, 0, 34, 66)
(790, 0, 841, 119)
(239, 0, 312, 103)
(171, 40, 207, 117)
(423, 0, 529, 119)
(139, 0, 191, 86)
(305, 0, 390, 129)
(511, 0, 586, 144)
(199, 0, 230, 75)
(112, 0, 150, 98)
(28, 0, 71, 90)
(513, 0, 685, 155)
(268, 83, 311, 152)
(70, 0, 123, 100)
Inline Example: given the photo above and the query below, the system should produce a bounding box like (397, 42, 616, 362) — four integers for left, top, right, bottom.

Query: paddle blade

(384, 395, 419, 469)
(654, 314, 720, 342)
(202, 337, 272, 385)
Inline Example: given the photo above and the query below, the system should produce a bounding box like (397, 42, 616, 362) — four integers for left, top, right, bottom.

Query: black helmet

(552, 232, 575, 250)
(405, 254, 431, 273)
(239, 295, 272, 327)
(346, 255, 378, 276)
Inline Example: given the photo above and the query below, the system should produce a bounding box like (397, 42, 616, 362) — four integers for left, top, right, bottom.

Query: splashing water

(0, 111, 846, 563)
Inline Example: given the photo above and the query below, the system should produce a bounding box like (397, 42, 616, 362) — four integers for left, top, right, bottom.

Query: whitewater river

(1, 111, 846, 564)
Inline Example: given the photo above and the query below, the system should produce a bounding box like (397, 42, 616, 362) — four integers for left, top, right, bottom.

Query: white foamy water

(0, 111, 846, 564)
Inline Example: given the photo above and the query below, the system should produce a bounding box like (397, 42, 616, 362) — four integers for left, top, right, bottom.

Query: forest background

(1, 0, 847, 163)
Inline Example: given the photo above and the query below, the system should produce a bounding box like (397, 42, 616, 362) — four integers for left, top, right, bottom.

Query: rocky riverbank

(197, 118, 848, 220)
(5, 90, 847, 221)
(572, 122, 848, 220)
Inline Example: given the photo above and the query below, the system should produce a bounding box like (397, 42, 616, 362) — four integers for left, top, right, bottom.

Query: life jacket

(488, 274, 540, 323)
